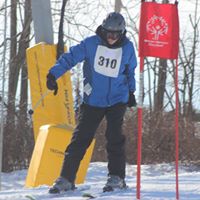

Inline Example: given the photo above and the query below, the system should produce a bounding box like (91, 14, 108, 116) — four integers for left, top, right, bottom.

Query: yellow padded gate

(26, 43, 95, 187)
(26, 42, 75, 140)
(25, 125, 95, 187)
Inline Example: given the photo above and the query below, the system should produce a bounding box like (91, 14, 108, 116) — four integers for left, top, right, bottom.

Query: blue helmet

(102, 12, 126, 34)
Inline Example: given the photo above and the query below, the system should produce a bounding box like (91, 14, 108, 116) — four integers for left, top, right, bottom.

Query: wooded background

(0, 0, 200, 172)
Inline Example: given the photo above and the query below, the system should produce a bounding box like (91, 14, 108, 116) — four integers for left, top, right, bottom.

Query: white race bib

(94, 45, 122, 78)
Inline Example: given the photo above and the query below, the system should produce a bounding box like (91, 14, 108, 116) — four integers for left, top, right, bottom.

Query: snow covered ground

(0, 162, 199, 200)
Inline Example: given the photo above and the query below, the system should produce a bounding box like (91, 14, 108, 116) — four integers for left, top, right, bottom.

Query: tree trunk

(3, 0, 32, 171)
(3, 0, 17, 172)
(153, 0, 170, 113)
(17, 0, 33, 169)
(154, 59, 167, 112)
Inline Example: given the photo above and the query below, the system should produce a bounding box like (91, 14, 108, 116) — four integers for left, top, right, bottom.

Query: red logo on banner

(139, 2, 179, 59)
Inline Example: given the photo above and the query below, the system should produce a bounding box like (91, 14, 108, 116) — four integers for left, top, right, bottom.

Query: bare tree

(3, 0, 32, 171)
(179, 0, 199, 118)
(153, 0, 169, 112)
(154, 59, 167, 112)
(3, 0, 18, 171)
(17, 0, 33, 169)
(0, 0, 8, 190)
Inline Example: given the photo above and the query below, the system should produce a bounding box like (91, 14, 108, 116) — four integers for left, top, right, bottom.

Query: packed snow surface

(0, 162, 199, 200)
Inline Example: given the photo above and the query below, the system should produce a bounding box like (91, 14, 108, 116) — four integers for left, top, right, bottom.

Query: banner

(139, 2, 179, 59)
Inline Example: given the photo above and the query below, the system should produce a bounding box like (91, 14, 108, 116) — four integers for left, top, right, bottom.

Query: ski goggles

(106, 31, 122, 40)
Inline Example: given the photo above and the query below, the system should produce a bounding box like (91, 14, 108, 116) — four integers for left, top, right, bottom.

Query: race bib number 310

(94, 45, 122, 78)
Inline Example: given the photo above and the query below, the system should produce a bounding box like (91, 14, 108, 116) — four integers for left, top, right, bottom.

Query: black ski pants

(60, 103, 127, 183)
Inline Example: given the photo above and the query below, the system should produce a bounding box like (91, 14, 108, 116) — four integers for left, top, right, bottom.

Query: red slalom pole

(136, 57, 144, 200)
(175, 58, 179, 200)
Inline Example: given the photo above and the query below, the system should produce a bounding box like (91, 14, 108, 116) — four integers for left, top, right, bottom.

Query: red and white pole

(175, 58, 179, 200)
(136, 57, 144, 200)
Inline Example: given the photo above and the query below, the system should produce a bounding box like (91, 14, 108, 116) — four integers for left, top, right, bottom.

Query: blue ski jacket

(49, 30, 137, 107)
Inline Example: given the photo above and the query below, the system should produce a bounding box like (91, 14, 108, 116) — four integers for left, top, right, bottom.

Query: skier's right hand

(46, 72, 58, 95)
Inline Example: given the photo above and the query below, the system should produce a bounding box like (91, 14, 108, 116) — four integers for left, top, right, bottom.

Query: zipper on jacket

(106, 77, 111, 106)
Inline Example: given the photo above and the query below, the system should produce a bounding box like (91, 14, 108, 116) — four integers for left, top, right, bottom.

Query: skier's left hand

(128, 92, 137, 107)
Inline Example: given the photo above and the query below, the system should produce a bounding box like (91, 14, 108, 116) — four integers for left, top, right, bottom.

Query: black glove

(128, 92, 137, 107)
(46, 72, 58, 95)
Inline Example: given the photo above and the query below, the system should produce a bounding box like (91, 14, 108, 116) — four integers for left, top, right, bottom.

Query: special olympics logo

(146, 15, 168, 40)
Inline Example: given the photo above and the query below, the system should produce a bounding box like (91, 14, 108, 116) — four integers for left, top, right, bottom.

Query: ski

(82, 192, 97, 199)
(82, 186, 129, 199)
(25, 195, 36, 200)
(24, 185, 91, 200)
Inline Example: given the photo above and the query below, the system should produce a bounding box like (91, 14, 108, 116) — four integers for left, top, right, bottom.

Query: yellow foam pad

(26, 43, 75, 140)
(25, 124, 95, 187)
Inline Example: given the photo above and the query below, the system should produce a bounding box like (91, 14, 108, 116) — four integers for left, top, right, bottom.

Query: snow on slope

(0, 162, 199, 200)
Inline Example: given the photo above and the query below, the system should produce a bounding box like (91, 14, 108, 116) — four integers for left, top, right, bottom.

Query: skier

(46, 12, 137, 193)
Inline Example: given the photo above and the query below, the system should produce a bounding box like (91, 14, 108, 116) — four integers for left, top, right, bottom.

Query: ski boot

(103, 175, 127, 192)
(49, 176, 75, 194)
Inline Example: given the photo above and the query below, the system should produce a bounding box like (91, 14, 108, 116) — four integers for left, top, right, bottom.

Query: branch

(57, 0, 69, 59)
